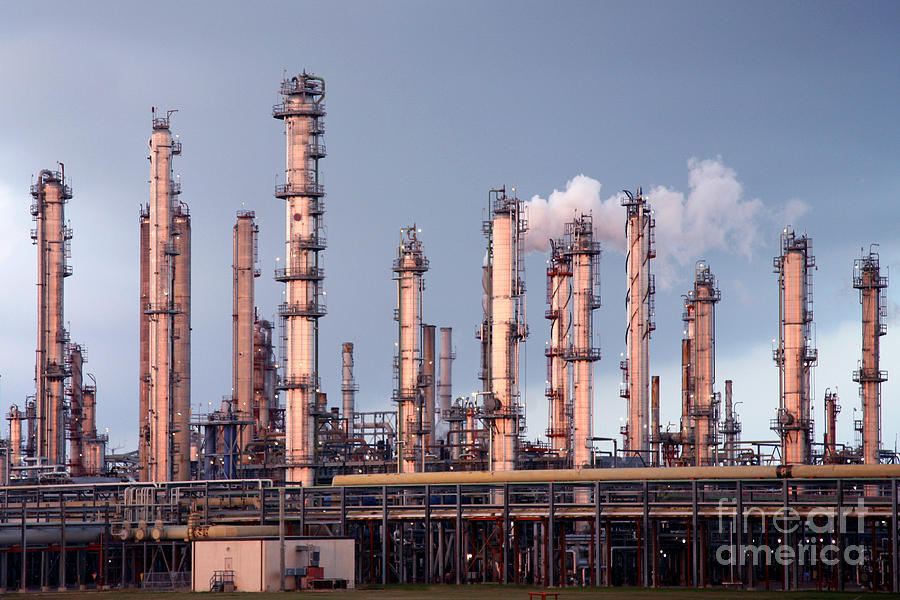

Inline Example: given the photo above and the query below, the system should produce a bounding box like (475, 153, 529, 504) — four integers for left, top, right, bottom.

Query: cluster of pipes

(6, 71, 890, 485)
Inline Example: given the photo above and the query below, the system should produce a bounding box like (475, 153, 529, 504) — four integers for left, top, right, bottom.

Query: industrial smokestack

(274, 72, 327, 486)
(145, 110, 190, 481)
(852, 248, 888, 465)
(685, 261, 720, 466)
(438, 327, 453, 440)
(30, 167, 72, 467)
(773, 229, 816, 465)
(485, 188, 528, 472)
(563, 215, 601, 469)
(621, 188, 655, 459)
(233, 211, 258, 432)
(545, 240, 571, 460)
(393, 226, 428, 473)
(341, 342, 357, 434)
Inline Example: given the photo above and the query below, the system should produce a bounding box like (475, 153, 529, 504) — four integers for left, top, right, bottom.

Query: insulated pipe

(151, 524, 280, 541)
(334, 463, 900, 487)
(0, 526, 103, 545)
(341, 342, 357, 433)
(438, 327, 453, 439)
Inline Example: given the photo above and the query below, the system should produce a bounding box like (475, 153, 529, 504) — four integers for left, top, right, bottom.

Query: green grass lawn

(8, 585, 899, 599)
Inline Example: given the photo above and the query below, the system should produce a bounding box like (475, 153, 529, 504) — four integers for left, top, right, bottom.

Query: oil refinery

(0, 71, 897, 593)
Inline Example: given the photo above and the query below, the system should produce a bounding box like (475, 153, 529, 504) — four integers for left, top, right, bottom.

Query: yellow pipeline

(152, 524, 279, 541)
(332, 464, 900, 487)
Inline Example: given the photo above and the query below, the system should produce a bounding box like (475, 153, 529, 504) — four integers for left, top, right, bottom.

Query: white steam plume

(524, 157, 809, 286)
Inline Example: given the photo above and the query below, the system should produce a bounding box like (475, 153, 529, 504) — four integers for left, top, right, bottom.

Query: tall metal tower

(393, 226, 429, 473)
(233, 211, 259, 437)
(483, 187, 528, 472)
(273, 72, 327, 485)
(30, 167, 72, 466)
(545, 239, 572, 460)
(562, 215, 601, 468)
(620, 188, 655, 457)
(852, 248, 888, 465)
(684, 261, 720, 466)
(772, 229, 816, 465)
(143, 110, 191, 482)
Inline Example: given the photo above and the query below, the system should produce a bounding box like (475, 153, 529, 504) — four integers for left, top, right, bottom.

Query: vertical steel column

(425, 485, 432, 584)
(548, 482, 555, 587)
(691, 480, 698, 587)
(836, 480, 844, 591)
(278, 488, 285, 592)
(382, 486, 389, 585)
(20, 502, 26, 591)
(594, 481, 602, 586)
(502, 484, 510, 584)
(782, 480, 789, 590)
(59, 495, 65, 590)
(893, 478, 898, 592)
(455, 484, 462, 585)
(642, 480, 650, 587)
(736, 480, 744, 587)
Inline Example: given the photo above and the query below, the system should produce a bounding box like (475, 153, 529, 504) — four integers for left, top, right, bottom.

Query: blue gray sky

(0, 1, 897, 456)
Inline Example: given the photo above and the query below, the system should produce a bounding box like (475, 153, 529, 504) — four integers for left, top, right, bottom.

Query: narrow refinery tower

(437, 327, 454, 441)
(341, 342, 357, 433)
(620, 189, 655, 457)
(823, 389, 840, 463)
(852, 248, 888, 465)
(484, 187, 528, 472)
(143, 110, 191, 482)
(393, 226, 429, 472)
(423, 324, 437, 450)
(562, 216, 601, 468)
(252, 318, 277, 434)
(8, 406, 23, 467)
(545, 240, 572, 459)
(31, 167, 72, 466)
(772, 229, 816, 465)
(720, 380, 741, 466)
(67, 344, 85, 476)
(233, 211, 259, 435)
(683, 261, 720, 466)
(273, 72, 327, 485)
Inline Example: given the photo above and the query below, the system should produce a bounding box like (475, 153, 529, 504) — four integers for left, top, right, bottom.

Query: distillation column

(145, 111, 189, 481)
(563, 216, 601, 468)
(273, 72, 327, 485)
(685, 261, 720, 466)
(852, 249, 888, 465)
(772, 230, 816, 465)
(423, 324, 436, 451)
(438, 327, 454, 441)
(720, 380, 742, 466)
(393, 227, 429, 472)
(823, 389, 840, 463)
(485, 188, 527, 472)
(341, 342, 357, 434)
(139, 208, 150, 479)
(233, 211, 258, 432)
(545, 240, 572, 459)
(31, 168, 72, 466)
(172, 204, 191, 479)
(8, 406, 23, 467)
(68, 344, 85, 476)
(621, 189, 655, 456)
(253, 319, 276, 434)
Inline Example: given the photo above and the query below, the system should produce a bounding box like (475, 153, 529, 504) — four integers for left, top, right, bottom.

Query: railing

(144, 302, 182, 314)
(277, 374, 320, 390)
(275, 182, 325, 197)
(278, 300, 327, 317)
(143, 571, 190, 589)
(563, 347, 601, 361)
(272, 101, 326, 118)
(274, 266, 325, 281)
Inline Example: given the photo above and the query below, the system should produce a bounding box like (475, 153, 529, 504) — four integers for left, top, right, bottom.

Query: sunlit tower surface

(393, 226, 428, 473)
(772, 229, 816, 466)
(233, 211, 259, 434)
(273, 72, 327, 485)
(852, 248, 888, 465)
(143, 111, 191, 482)
(30, 168, 72, 467)
(683, 261, 720, 466)
(620, 188, 655, 456)
(562, 215, 601, 468)
(483, 187, 527, 472)
(545, 240, 572, 459)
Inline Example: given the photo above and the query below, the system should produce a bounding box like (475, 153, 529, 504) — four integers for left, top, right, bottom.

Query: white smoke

(524, 157, 809, 286)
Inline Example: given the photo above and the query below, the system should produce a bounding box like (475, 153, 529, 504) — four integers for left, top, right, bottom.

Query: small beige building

(191, 537, 355, 592)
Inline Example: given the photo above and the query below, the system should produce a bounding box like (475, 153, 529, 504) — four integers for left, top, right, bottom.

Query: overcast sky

(0, 1, 897, 458)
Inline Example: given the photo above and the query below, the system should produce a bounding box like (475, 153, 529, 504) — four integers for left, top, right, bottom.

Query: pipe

(0, 526, 104, 545)
(152, 524, 280, 541)
(651, 376, 660, 467)
(333, 463, 900, 487)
